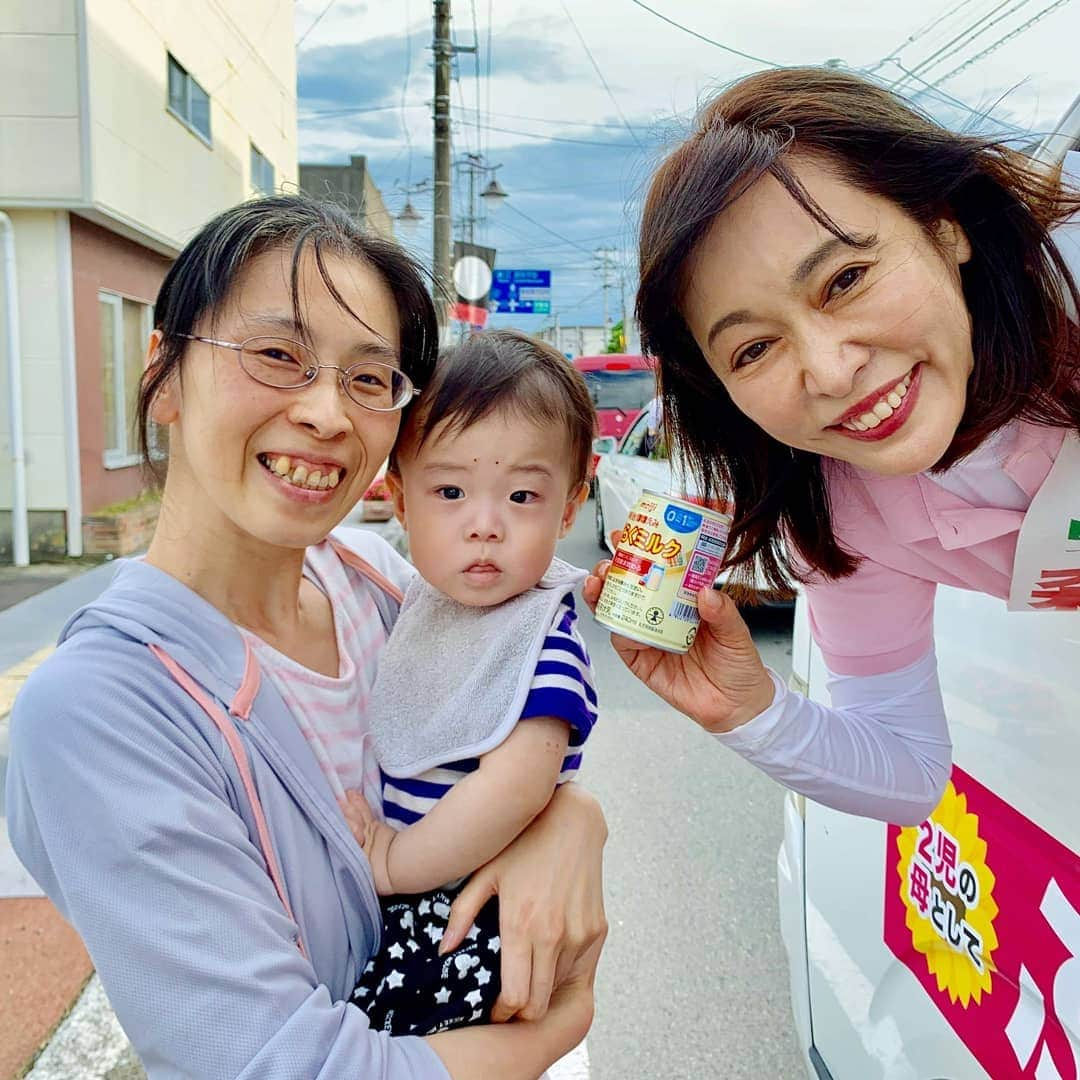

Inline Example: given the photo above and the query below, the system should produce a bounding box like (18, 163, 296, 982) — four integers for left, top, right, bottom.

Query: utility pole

(595, 247, 617, 343)
(432, 0, 452, 329)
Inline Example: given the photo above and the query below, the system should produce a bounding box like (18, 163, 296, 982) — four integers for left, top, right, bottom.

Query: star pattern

(352, 886, 502, 1038)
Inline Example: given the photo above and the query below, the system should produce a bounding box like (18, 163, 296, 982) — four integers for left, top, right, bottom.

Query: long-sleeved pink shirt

(714, 420, 1071, 825)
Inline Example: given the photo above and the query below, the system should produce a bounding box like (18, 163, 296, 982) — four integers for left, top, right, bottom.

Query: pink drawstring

(149, 643, 307, 959)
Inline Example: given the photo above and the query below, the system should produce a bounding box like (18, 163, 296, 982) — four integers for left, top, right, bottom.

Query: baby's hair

(391, 329, 597, 489)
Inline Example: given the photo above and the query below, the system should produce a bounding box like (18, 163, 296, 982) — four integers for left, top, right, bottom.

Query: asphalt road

(559, 507, 806, 1079)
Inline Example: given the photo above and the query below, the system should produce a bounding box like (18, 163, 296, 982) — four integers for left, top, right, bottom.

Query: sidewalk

(0, 517, 405, 1079)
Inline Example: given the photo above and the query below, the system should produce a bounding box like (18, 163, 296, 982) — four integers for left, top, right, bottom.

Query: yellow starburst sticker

(894, 780, 1000, 1006)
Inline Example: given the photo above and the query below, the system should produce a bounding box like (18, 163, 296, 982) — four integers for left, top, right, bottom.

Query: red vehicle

(574, 354, 657, 481)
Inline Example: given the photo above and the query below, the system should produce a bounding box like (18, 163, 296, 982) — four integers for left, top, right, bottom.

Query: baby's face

(389, 411, 585, 607)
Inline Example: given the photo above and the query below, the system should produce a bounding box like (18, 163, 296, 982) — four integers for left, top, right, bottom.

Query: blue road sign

(490, 269, 552, 314)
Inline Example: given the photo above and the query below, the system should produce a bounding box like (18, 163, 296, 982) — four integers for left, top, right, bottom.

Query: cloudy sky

(294, 0, 1079, 332)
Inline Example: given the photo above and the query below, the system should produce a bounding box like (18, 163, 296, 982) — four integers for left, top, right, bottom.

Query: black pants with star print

(351, 881, 502, 1036)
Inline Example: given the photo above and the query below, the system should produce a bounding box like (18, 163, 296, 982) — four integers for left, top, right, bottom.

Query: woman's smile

(826, 365, 920, 442)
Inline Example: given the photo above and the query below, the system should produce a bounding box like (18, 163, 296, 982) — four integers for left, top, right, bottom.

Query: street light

(479, 176, 508, 214)
(396, 198, 422, 239)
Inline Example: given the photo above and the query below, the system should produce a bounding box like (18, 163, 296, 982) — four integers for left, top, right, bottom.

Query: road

(558, 507, 806, 1079)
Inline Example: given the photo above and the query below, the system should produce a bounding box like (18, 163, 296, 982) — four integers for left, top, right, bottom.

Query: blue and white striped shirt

(382, 594, 598, 830)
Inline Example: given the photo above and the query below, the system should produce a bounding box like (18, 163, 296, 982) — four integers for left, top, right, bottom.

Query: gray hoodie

(6, 530, 450, 1080)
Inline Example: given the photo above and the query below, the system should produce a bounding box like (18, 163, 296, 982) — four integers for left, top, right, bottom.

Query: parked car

(592, 401, 792, 603)
(574, 354, 657, 486)
(780, 587, 1080, 1079)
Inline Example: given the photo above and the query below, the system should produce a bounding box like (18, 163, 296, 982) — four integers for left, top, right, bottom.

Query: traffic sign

(489, 269, 552, 314)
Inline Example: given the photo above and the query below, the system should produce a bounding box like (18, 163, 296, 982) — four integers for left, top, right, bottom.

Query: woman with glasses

(7, 195, 605, 1079)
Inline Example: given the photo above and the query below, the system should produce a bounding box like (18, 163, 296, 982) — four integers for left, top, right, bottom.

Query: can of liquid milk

(594, 490, 733, 653)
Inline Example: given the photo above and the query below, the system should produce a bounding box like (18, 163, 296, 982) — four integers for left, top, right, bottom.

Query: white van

(778, 131, 1080, 1079)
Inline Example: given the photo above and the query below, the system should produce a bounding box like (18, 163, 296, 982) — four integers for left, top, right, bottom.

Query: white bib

(369, 558, 587, 777)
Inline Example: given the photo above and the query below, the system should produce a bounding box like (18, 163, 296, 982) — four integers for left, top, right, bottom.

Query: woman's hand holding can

(583, 554, 777, 735)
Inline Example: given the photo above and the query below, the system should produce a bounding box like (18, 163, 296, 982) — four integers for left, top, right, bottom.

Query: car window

(620, 411, 650, 456)
(582, 370, 656, 411)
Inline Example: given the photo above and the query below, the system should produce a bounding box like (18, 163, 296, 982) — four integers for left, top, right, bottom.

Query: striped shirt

(382, 594, 598, 830)
(242, 536, 413, 815)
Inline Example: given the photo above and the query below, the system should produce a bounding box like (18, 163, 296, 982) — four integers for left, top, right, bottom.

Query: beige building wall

(1, 0, 298, 554)
(0, 211, 71, 511)
(0, 2, 85, 202)
(85, 0, 298, 250)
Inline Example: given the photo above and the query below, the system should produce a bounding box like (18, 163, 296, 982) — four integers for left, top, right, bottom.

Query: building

(537, 324, 609, 359)
(299, 156, 395, 241)
(0, 0, 298, 562)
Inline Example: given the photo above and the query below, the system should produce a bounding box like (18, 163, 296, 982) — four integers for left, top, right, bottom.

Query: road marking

(548, 1039, 590, 1079)
(0, 645, 54, 719)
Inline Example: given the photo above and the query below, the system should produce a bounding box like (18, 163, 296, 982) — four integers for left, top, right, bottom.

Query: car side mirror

(592, 436, 617, 455)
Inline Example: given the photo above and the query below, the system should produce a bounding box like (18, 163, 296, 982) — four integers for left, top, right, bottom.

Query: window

(583, 370, 656, 411)
(166, 54, 211, 143)
(619, 412, 651, 457)
(100, 293, 153, 468)
(250, 143, 275, 195)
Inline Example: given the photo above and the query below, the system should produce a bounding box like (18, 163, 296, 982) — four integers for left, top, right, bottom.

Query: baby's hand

(339, 790, 397, 896)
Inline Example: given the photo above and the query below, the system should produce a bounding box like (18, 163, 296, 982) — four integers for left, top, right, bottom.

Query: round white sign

(453, 255, 493, 302)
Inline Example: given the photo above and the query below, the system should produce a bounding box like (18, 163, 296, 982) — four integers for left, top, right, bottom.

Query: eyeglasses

(178, 335, 420, 412)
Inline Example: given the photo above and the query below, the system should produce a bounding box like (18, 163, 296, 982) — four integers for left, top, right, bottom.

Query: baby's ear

(385, 470, 407, 529)
(558, 482, 590, 537)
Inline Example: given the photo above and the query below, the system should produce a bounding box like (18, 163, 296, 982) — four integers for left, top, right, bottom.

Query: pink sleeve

(805, 556, 936, 677)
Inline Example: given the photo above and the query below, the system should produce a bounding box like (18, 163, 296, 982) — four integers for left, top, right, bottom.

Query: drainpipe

(0, 211, 29, 567)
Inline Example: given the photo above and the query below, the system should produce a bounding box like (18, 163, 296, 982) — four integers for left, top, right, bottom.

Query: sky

(293, 0, 1080, 334)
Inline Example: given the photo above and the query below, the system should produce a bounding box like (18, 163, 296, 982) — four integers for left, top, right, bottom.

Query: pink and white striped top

(242, 534, 414, 816)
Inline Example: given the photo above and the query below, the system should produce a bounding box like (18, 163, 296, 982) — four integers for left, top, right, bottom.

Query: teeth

(263, 454, 343, 492)
(861, 412, 882, 429)
(887, 392, 902, 408)
(895, 381, 908, 398)
(872, 400, 893, 420)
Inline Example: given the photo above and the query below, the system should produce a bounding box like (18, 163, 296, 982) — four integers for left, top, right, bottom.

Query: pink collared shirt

(806, 421, 1068, 676)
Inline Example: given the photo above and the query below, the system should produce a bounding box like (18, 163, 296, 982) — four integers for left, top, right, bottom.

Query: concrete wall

(0, 2, 85, 202)
(84, 0, 298, 249)
(0, 211, 70, 512)
(300, 156, 396, 240)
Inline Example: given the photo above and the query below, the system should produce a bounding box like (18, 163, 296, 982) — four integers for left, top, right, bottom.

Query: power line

(557, 0, 644, 149)
(302, 99, 649, 133)
(297, 0, 338, 49)
(505, 202, 602, 256)
(912, 0, 1034, 80)
(889, 0, 1030, 88)
(478, 121, 640, 148)
(929, 0, 1073, 86)
(469, 0, 483, 161)
(625, 0, 779, 68)
(484, 0, 493, 159)
(867, 0, 983, 72)
(400, 0, 414, 186)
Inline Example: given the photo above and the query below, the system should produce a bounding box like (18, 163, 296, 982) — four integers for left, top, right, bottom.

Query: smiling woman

(581, 66, 1080, 826)
(7, 195, 607, 1080)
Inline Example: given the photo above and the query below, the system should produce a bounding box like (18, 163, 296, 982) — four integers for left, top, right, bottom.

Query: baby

(343, 329, 600, 1036)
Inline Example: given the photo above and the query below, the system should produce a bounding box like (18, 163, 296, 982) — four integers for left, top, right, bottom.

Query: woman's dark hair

(391, 329, 597, 489)
(638, 66, 1080, 595)
(137, 194, 439, 480)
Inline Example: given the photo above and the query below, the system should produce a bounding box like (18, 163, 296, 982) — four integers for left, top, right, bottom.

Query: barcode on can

(669, 600, 699, 622)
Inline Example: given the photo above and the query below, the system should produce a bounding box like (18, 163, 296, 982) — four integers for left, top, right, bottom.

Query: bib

(369, 557, 587, 777)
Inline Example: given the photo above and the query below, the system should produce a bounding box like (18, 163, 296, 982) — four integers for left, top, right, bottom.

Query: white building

(0, 0, 298, 561)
